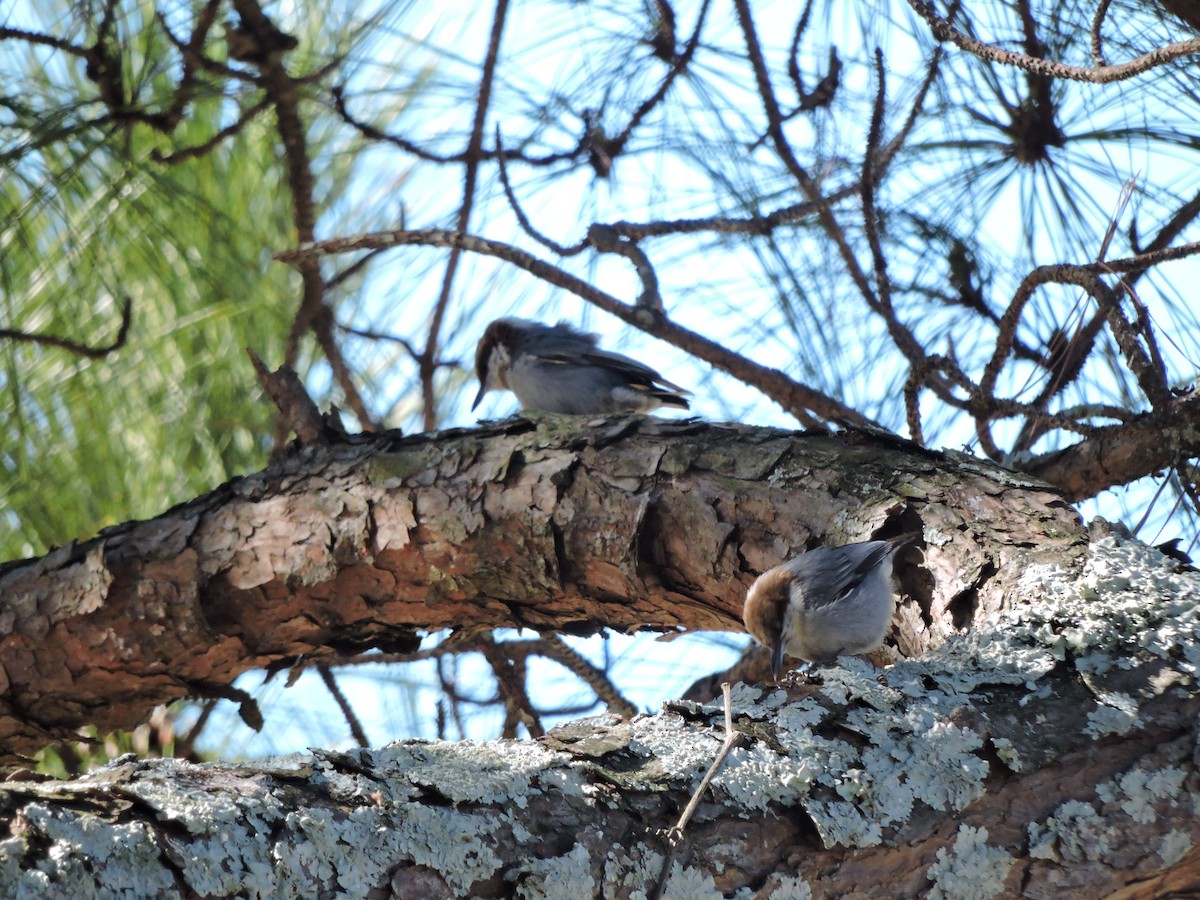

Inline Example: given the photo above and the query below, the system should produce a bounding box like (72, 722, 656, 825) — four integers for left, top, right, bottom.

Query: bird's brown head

(742, 564, 793, 681)
(472, 319, 520, 410)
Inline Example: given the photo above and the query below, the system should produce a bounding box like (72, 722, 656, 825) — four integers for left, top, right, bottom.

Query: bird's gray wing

(520, 322, 600, 355)
(518, 321, 686, 392)
(576, 348, 690, 393)
(786, 541, 896, 610)
(522, 325, 689, 405)
(527, 346, 689, 404)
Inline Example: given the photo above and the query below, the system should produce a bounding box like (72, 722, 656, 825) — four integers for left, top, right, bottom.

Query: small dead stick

(247, 348, 345, 445)
(650, 681, 743, 900)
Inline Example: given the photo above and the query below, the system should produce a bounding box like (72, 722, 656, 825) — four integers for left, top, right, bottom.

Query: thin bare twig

(1126, 195, 1200, 286)
(1024, 388, 1200, 500)
(605, 0, 712, 159)
(174, 699, 217, 762)
(139, 0, 226, 133)
(223, 0, 373, 435)
(156, 6, 262, 86)
(0, 296, 131, 359)
(1096, 238, 1200, 274)
(651, 682, 741, 900)
(246, 348, 336, 445)
(479, 635, 544, 739)
(735, 0, 937, 393)
(0, 26, 91, 57)
(151, 97, 272, 165)
(331, 84, 582, 166)
(985, 263, 1171, 412)
(1010, 181, 1135, 453)
(1090, 0, 1114, 67)
(905, 0, 1200, 83)
(437, 655, 470, 740)
(906, 347, 1114, 455)
(337, 322, 455, 371)
(538, 635, 636, 718)
(495, 128, 585, 256)
(861, 51, 894, 320)
(420, 0, 510, 432)
(587, 224, 662, 312)
(1132, 471, 1174, 537)
(326, 247, 389, 291)
(1111, 275, 1170, 398)
(317, 664, 369, 748)
(745, 0, 840, 152)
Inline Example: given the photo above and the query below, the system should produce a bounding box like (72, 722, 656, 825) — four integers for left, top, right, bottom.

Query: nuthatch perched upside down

(743, 532, 921, 680)
(472, 318, 690, 415)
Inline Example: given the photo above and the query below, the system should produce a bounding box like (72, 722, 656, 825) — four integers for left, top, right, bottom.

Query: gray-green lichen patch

(989, 736, 1023, 771)
(672, 658, 994, 848)
(2, 763, 285, 898)
(1028, 799, 1113, 862)
(857, 716, 987, 814)
(296, 804, 503, 895)
(602, 845, 664, 897)
(820, 656, 906, 710)
(3, 533, 1197, 896)
(360, 739, 586, 809)
(1095, 764, 1188, 825)
(757, 873, 814, 899)
(786, 708, 985, 848)
(925, 824, 1014, 900)
(0, 752, 525, 898)
(1022, 535, 1200, 677)
(714, 740, 814, 812)
(1158, 829, 1193, 867)
(667, 534, 1200, 850)
(656, 859, 723, 899)
(511, 843, 595, 899)
(1083, 691, 1141, 739)
(0, 805, 175, 899)
(598, 845, 729, 900)
(541, 714, 633, 757)
(627, 713, 725, 786)
(1024, 756, 1194, 874)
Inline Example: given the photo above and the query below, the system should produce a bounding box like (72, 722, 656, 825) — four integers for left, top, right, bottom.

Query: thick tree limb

(1024, 388, 1200, 500)
(1, 533, 1196, 897)
(0, 418, 1084, 766)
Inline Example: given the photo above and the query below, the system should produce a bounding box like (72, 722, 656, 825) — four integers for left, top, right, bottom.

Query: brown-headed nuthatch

(472, 317, 690, 415)
(742, 532, 921, 680)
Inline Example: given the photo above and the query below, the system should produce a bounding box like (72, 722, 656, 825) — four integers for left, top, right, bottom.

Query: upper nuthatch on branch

(742, 532, 921, 680)
(472, 317, 690, 415)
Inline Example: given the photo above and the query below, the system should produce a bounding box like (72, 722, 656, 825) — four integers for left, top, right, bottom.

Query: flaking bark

(0, 417, 1084, 766)
(1, 530, 1197, 897)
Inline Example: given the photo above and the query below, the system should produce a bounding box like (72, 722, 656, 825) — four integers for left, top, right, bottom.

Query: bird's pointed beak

(770, 636, 785, 682)
(471, 382, 487, 411)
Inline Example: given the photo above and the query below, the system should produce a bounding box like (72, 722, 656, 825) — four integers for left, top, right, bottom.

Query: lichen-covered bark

(0, 417, 1084, 765)
(1, 533, 1197, 898)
